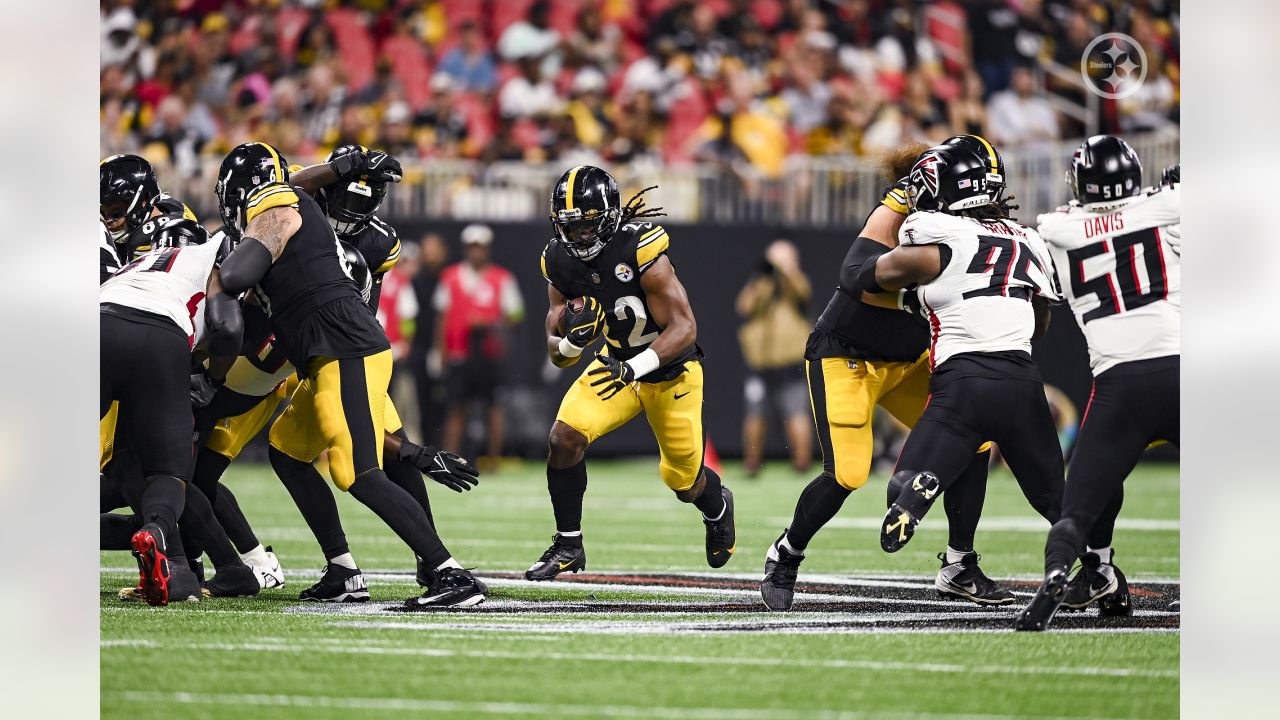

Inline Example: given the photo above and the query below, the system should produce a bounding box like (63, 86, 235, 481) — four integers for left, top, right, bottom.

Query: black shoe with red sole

(130, 524, 172, 607)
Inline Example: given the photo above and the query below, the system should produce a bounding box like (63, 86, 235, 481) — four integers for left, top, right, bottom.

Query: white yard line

(764, 517, 1179, 532)
(101, 639, 1176, 680)
(104, 690, 1129, 720)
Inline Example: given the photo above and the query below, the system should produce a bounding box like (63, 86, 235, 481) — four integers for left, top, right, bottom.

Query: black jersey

(340, 215, 401, 311)
(100, 222, 123, 284)
(805, 238, 929, 363)
(247, 182, 389, 373)
(542, 221, 701, 382)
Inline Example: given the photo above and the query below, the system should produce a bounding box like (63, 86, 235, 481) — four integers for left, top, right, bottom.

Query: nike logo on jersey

(674, 391, 691, 400)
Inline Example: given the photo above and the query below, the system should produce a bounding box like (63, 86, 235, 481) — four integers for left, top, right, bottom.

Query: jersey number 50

(1066, 228, 1169, 323)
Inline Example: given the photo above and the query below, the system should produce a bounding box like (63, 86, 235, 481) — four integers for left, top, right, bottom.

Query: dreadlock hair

(959, 193, 1021, 222)
(620, 185, 666, 225)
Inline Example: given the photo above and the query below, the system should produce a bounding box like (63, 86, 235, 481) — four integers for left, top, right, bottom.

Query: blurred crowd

(100, 0, 1179, 181)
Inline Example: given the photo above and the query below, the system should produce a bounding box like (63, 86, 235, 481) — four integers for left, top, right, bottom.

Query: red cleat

(130, 525, 171, 607)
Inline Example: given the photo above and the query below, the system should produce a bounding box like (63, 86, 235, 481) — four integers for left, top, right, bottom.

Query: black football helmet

(339, 239, 373, 304)
(100, 154, 161, 242)
(215, 142, 290, 237)
(1068, 135, 1142, 208)
(942, 134, 1006, 204)
(550, 165, 621, 260)
(318, 145, 388, 237)
(907, 145, 997, 214)
(135, 215, 209, 250)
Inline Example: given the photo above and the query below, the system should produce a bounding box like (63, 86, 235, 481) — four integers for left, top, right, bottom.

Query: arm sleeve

(218, 237, 273, 294)
(204, 291, 245, 364)
(835, 236, 890, 295)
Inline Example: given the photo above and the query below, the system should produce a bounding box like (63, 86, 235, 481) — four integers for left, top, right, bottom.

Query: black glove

(1161, 163, 1180, 187)
(190, 371, 223, 408)
(364, 150, 403, 183)
(563, 297, 605, 349)
(398, 440, 479, 492)
(588, 352, 635, 400)
(327, 150, 367, 181)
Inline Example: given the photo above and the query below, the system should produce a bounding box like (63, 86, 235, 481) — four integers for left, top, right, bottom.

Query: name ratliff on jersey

(541, 220, 701, 381)
(1037, 183, 1180, 375)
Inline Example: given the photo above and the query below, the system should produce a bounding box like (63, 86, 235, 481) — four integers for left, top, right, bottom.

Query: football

(557, 296, 586, 334)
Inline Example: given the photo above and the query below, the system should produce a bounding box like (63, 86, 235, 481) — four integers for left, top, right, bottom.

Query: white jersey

(99, 240, 221, 345)
(1037, 184, 1180, 375)
(900, 211, 1059, 367)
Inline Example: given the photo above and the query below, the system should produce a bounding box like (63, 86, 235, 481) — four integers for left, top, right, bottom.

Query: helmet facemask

(552, 206, 620, 260)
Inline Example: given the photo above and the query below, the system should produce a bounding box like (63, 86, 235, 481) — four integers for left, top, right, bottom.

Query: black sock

(1045, 517, 1085, 572)
(179, 482, 242, 570)
(140, 475, 185, 548)
(270, 447, 351, 560)
(1086, 485, 1123, 549)
(349, 470, 451, 568)
(191, 446, 230, 503)
(693, 466, 725, 518)
(213, 485, 260, 555)
(943, 451, 990, 553)
(100, 513, 141, 550)
(548, 459, 588, 534)
(785, 472, 851, 552)
(387, 429, 435, 525)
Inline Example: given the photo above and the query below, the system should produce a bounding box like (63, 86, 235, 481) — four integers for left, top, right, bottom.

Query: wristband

(558, 336, 584, 358)
(625, 348, 662, 380)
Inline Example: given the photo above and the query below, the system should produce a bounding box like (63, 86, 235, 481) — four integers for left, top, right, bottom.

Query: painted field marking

(764, 517, 1180, 532)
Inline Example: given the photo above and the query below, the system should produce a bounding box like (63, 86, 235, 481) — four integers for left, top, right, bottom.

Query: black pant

(1050, 356, 1179, 565)
(101, 307, 193, 479)
(896, 352, 1063, 523)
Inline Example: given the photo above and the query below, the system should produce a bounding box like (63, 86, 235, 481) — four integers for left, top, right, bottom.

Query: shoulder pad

(245, 182, 300, 225)
(153, 193, 199, 222)
(880, 180, 910, 215)
(898, 213, 946, 246)
(633, 224, 670, 271)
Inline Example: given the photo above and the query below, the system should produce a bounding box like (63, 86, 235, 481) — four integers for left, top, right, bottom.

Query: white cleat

(243, 546, 286, 589)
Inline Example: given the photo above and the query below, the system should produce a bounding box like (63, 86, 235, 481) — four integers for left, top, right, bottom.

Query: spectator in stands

(566, 5, 622, 74)
(413, 73, 470, 158)
(498, 0, 561, 79)
(565, 68, 612, 152)
(411, 233, 449, 446)
(967, 0, 1022, 97)
(736, 240, 813, 475)
(436, 225, 524, 467)
(781, 62, 832, 135)
(986, 64, 1060, 147)
(142, 95, 205, 179)
(949, 70, 988, 136)
(437, 20, 498, 94)
(609, 91, 665, 163)
(694, 71, 787, 179)
(499, 54, 561, 119)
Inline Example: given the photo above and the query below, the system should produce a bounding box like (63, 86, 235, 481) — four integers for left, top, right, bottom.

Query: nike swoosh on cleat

(558, 561, 575, 569)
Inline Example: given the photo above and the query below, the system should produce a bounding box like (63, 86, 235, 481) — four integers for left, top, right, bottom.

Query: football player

(214, 142, 486, 608)
(837, 144, 1065, 562)
(101, 212, 246, 605)
(1016, 137, 1180, 631)
(526, 165, 736, 580)
(100, 154, 199, 279)
(761, 136, 1014, 611)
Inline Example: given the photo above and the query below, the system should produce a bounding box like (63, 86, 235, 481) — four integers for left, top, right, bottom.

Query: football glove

(563, 297, 606, 349)
(1161, 163, 1180, 187)
(398, 440, 479, 492)
(881, 177, 911, 215)
(588, 352, 635, 400)
(364, 149, 403, 183)
(189, 371, 223, 408)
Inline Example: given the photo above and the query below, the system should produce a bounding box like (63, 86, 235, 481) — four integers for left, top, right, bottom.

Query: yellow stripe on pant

(556, 357, 705, 492)
(100, 401, 119, 471)
(268, 350, 394, 491)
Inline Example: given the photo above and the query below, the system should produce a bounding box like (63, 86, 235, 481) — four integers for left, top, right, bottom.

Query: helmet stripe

(564, 165, 584, 210)
(258, 142, 283, 180)
(971, 134, 999, 175)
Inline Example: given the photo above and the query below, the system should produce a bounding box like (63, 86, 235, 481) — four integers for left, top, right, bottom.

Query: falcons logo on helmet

(911, 152, 943, 200)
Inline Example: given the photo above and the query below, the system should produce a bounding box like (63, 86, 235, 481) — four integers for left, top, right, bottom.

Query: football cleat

(881, 471, 940, 553)
(404, 567, 486, 609)
(169, 565, 205, 603)
(935, 552, 1015, 606)
(130, 524, 172, 606)
(188, 557, 206, 584)
(299, 563, 370, 603)
(704, 486, 736, 568)
(760, 532, 804, 611)
(204, 563, 262, 598)
(1061, 551, 1118, 610)
(416, 556, 433, 588)
(1014, 565, 1070, 631)
(244, 546, 285, 589)
(525, 534, 587, 581)
(1097, 562, 1133, 617)
(1168, 599, 1180, 612)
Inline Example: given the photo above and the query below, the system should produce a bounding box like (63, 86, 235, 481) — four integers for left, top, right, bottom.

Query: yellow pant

(556, 358, 705, 492)
(808, 353, 990, 490)
(100, 401, 119, 471)
(207, 383, 289, 461)
(269, 351, 394, 491)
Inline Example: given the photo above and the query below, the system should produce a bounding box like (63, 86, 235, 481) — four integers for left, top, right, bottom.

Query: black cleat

(1014, 565, 1070, 631)
(1097, 562, 1132, 617)
(525, 534, 586, 581)
(204, 563, 261, 598)
(704, 486, 736, 568)
(130, 524, 172, 606)
(1061, 551, 1118, 611)
(935, 552, 1015, 606)
(299, 563, 370, 602)
(168, 565, 205, 603)
(760, 531, 804, 611)
(1168, 599, 1180, 612)
(416, 556, 433, 588)
(188, 557, 206, 584)
(881, 471, 940, 553)
(404, 567, 486, 609)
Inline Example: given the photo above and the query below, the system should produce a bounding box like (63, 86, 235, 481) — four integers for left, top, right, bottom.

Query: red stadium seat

(275, 6, 312, 60)
(383, 34, 433, 111)
(327, 8, 377, 92)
